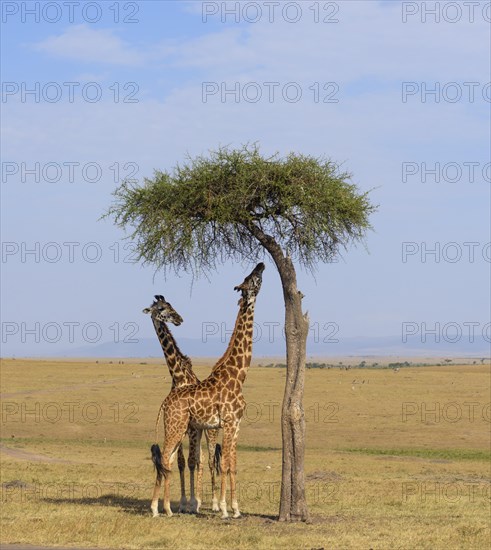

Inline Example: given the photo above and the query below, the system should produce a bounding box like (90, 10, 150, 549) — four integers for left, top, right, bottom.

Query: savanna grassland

(0, 359, 490, 549)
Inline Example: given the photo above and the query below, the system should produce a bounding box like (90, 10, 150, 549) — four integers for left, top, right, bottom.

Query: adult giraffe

(151, 262, 264, 518)
(143, 296, 220, 513)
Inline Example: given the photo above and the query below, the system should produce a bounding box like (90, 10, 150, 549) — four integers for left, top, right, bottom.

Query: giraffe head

(234, 262, 265, 304)
(142, 295, 184, 326)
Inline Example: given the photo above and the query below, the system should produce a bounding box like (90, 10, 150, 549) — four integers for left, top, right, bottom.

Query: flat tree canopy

(106, 144, 376, 521)
(108, 145, 375, 274)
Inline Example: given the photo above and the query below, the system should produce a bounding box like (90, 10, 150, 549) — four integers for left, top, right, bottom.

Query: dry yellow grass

(1, 358, 490, 549)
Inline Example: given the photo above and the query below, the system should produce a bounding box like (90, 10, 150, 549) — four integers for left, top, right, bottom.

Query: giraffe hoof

(219, 502, 228, 519)
(232, 500, 240, 518)
(189, 498, 199, 513)
(163, 506, 173, 518)
(212, 503, 220, 512)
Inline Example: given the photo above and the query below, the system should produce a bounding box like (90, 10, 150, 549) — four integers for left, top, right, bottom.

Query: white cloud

(33, 25, 145, 66)
(160, 1, 489, 82)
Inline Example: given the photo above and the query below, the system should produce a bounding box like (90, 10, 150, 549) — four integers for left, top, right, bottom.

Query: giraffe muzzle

(234, 262, 265, 294)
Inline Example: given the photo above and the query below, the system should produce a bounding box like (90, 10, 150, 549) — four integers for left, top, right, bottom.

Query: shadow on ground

(43, 495, 278, 521)
(43, 495, 150, 515)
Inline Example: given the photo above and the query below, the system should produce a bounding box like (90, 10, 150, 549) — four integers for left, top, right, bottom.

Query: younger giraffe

(143, 296, 220, 513)
(151, 262, 265, 519)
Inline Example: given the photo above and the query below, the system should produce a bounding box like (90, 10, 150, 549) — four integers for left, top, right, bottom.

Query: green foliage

(106, 144, 376, 275)
(306, 362, 329, 369)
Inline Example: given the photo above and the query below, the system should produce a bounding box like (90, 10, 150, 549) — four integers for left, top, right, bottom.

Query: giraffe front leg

(177, 443, 187, 513)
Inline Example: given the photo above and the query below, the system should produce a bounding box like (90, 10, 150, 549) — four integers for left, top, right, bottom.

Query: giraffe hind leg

(150, 444, 169, 517)
(150, 461, 162, 517)
(219, 424, 236, 519)
(229, 427, 241, 518)
(219, 422, 241, 519)
(161, 442, 184, 517)
(161, 418, 189, 517)
(188, 427, 203, 513)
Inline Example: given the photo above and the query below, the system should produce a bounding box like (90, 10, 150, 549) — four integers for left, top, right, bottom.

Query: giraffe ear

(142, 308, 151, 314)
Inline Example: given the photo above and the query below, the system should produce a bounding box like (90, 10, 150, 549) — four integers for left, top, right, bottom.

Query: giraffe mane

(209, 296, 248, 373)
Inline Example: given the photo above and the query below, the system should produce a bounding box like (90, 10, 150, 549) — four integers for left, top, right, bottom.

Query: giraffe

(151, 262, 265, 519)
(143, 296, 221, 513)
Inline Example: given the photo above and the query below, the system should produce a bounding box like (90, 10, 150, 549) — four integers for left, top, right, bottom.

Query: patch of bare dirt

(0, 444, 75, 464)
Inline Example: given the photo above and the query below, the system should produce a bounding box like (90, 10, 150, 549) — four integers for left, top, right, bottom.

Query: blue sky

(1, 0, 490, 357)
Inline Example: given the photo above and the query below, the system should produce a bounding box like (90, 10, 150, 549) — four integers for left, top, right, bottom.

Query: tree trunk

(278, 257, 310, 522)
(245, 224, 310, 521)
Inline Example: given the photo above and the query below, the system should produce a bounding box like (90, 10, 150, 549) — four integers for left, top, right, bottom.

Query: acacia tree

(106, 144, 376, 522)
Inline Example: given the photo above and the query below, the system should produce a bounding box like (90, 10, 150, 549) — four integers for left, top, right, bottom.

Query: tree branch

(245, 222, 285, 269)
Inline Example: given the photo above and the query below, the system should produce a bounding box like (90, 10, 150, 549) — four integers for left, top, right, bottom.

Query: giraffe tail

(151, 444, 169, 481)
(214, 443, 222, 475)
(151, 401, 170, 481)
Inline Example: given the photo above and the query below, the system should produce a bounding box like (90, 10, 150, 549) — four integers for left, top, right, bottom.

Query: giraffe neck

(210, 298, 256, 387)
(151, 316, 198, 388)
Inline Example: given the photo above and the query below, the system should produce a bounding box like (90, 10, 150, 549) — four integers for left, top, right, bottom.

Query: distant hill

(5, 334, 489, 359)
